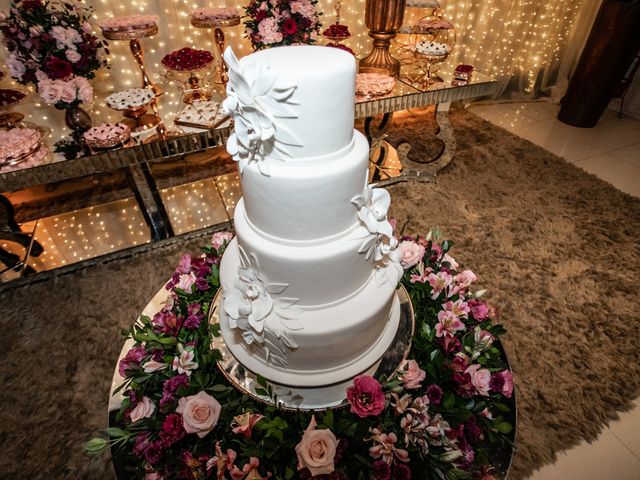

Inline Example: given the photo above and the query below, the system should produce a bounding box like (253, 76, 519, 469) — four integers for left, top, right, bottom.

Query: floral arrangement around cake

(244, 0, 323, 50)
(87, 229, 514, 480)
(0, 0, 108, 106)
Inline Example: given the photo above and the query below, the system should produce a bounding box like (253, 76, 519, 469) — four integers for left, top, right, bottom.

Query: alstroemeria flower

(368, 429, 410, 465)
(435, 310, 465, 338)
(172, 344, 198, 376)
(428, 271, 453, 300)
(231, 412, 264, 439)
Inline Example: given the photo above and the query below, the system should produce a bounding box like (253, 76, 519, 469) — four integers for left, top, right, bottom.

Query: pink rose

(231, 412, 263, 439)
(211, 231, 233, 250)
(346, 375, 386, 418)
(130, 396, 156, 423)
(35, 70, 49, 82)
(398, 241, 425, 269)
(465, 364, 491, 396)
(38, 80, 63, 104)
(60, 82, 77, 103)
(402, 359, 426, 389)
(66, 49, 82, 63)
(295, 416, 338, 477)
(73, 77, 93, 103)
(176, 391, 221, 438)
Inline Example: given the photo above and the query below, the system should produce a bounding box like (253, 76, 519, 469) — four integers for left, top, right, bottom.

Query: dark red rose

(256, 10, 267, 21)
(373, 460, 391, 480)
(22, 0, 43, 9)
(283, 17, 298, 35)
(45, 56, 73, 79)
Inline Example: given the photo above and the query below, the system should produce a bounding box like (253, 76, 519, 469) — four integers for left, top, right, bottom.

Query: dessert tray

(174, 99, 229, 130)
(0, 124, 50, 172)
(106, 88, 158, 132)
(83, 122, 132, 150)
(210, 285, 415, 411)
(100, 15, 159, 40)
(190, 7, 241, 28)
(355, 72, 398, 98)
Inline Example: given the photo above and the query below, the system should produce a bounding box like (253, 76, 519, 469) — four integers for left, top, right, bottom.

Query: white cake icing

(218, 46, 403, 397)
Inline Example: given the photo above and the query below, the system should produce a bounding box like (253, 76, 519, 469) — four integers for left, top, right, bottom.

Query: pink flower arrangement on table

(0, 0, 108, 104)
(86, 229, 514, 480)
(244, 0, 323, 50)
(37, 77, 93, 106)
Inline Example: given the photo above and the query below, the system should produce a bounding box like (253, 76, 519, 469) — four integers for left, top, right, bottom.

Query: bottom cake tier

(218, 238, 401, 390)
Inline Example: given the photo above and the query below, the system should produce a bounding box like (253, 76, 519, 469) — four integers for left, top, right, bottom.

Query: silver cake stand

(209, 284, 415, 411)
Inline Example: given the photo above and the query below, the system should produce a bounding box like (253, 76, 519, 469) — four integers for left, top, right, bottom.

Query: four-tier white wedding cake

(218, 46, 403, 406)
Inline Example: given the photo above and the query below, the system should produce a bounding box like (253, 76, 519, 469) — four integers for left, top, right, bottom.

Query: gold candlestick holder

(359, 0, 407, 77)
(191, 16, 241, 86)
(102, 25, 163, 97)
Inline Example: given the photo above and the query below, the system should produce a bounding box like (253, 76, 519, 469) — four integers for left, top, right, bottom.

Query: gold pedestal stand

(191, 16, 241, 86)
(103, 25, 163, 97)
(110, 100, 158, 133)
(359, 0, 406, 76)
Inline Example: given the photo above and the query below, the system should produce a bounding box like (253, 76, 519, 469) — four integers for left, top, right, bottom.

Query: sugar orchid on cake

(220, 245, 303, 367)
(221, 47, 303, 175)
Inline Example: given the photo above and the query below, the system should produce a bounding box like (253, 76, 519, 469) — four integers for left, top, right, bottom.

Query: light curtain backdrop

(0, 0, 606, 104)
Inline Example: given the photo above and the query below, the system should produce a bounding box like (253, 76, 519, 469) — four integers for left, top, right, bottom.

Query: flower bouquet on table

(0, 0, 109, 153)
(87, 230, 514, 480)
(244, 0, 323, 50)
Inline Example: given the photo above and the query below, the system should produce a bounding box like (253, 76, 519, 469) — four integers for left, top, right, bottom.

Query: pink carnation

(468, 299, 489, 320)
(346, 375, 386, 418)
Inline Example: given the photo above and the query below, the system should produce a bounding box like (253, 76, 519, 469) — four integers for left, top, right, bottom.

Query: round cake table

(108, 281, 517, 479)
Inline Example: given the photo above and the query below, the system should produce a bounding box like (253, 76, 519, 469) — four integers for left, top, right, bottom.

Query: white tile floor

(468, 101, 640, 479)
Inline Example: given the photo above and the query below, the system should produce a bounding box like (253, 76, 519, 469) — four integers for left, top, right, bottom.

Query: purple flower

(118, 346, 147, 377)
(160, 413, 186, 446)
(144, 440, 163, 465)
(491, 370, 514, 398)
(133, 432, 151, 458)
(160, 374, 189, 409)
(195, 276, 209, 292)
(394, 464, 411, 480)
(152, 310, 182, 336)
(373, 460, 391, 480)
(464, 417, 483, 444)
(455, 439, 475, 469)
(426, 384, 444, 405)
(184, 303, 204, 329)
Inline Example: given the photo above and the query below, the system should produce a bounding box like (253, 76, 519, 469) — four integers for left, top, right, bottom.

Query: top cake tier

(230, 46, 356, 162)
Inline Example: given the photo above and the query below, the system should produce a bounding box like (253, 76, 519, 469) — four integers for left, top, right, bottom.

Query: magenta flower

(426, 384, 444, 405)
(118, 346, 147, 377)
(372, 460, 391, 480)
(160, 374, 189, 409)
(468, 299, 489, 320)
(160, 413, 185, 446)
(346, 375, 386, 418)
(435, 310, 465, 338)
(491, 370, 514, 398)
(177, 254, 192, 274)
(184, 303, 204, 329)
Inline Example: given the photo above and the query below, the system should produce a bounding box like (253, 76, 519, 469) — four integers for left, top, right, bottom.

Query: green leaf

(255, 387, 268, 397)
(495, 422, 513, 433)
(209, 384, 230, 393)
(84, 437, 108, 454)
(105, 427, 126, 438)
(285, 467, 294, 480)
(323, 408, 334, 429)
(443, 392, 455, 409)
(256, 375, 268, 388)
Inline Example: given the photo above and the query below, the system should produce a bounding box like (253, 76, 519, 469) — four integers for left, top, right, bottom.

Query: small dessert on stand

(99, 15, 163, 96)
(0, 125, 50, 173)
(355, 72, 397, 101)
(190, 7, 240, 85)
(323, 2, 354, 55)
(161, 47, 214, 104)
(106, 87, 157, 132)
(0, 89, 27, 128)
(406, 8, 456, 87)
(82, 122, 133, 153)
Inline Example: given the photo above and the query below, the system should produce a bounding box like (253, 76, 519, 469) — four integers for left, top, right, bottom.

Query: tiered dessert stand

(161, 48, 214, 104)
(191, 11, 241, 85)
(102, 25, 163, 97)
(106, 88, 158, 133)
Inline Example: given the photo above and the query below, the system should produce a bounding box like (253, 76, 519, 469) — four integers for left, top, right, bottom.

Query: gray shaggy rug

(1, 107, 639, 480)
